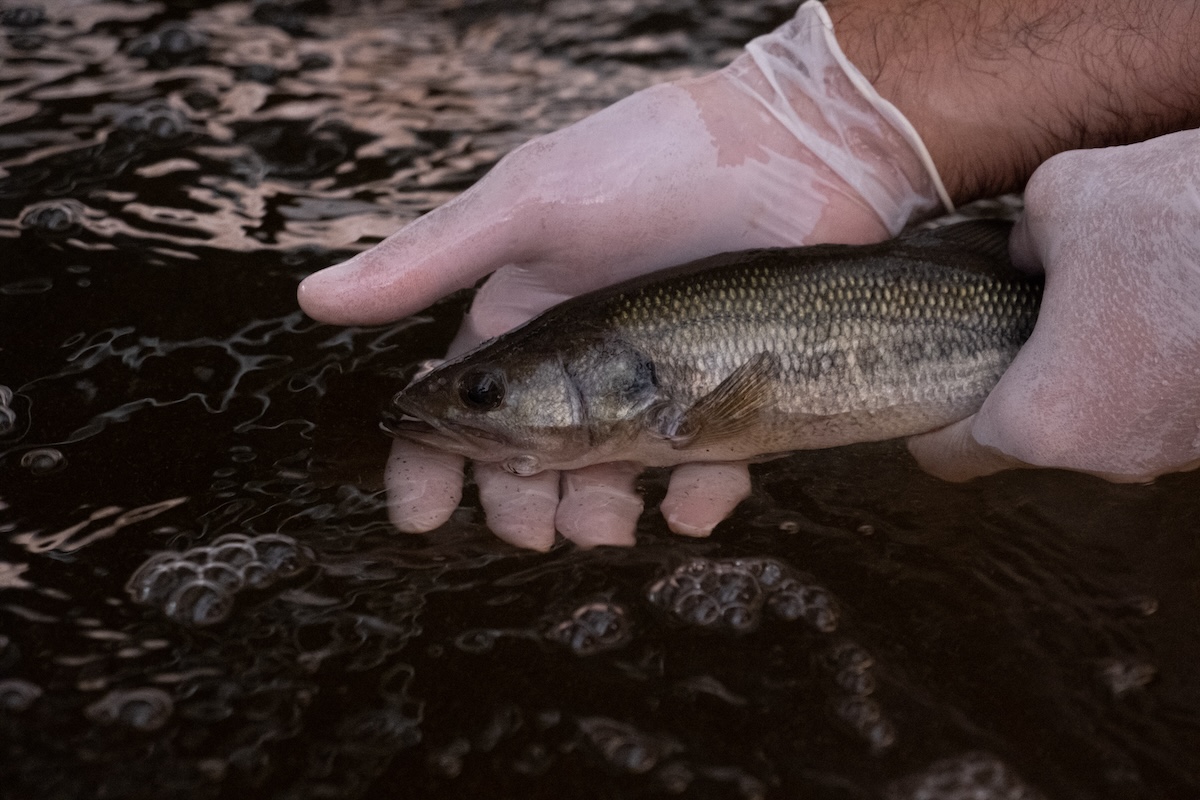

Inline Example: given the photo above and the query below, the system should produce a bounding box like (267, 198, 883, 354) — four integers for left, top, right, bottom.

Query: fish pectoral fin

(666, 352, 780, 450)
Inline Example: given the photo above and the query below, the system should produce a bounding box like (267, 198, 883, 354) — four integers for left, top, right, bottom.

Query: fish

(383, 220, 1042, 476)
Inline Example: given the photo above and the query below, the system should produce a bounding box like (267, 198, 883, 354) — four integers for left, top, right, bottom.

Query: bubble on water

(210, 532, 253, 547)
(252, 533, 310, 579)
(165, 579, 235, 627)
(647, 557, 839, 634)
(577, 717, 682, 774)
(209, 539, 258, 569)
(85, 687, 175, 732)
(0, 678, 43, 712)
(179, 545, 214, 567)
(833, 695, 895, 753)
(199, 562, 244, 591)
(126, 533, 313, 625)
(20, 447, 65, 476)
(545, 600, 631, 656)
(240, 561, 272, 590)
(769, 578, 840, 632)
(885, 751, 1047, 800)
(825, 641, 876, 696)
(19, 200, 84, 238)
(730, 557, 788, 588)
(646, 559, 765, 633)
(125, 553, 200, 605)
(127, 23, 208, 68)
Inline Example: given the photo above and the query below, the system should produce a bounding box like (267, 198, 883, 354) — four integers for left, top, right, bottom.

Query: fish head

(383, 334, 660, 475)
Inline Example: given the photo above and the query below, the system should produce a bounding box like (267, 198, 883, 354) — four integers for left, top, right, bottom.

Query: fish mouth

(381, 396, 510, 455)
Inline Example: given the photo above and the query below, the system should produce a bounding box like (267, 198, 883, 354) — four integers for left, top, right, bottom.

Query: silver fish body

(386, 221, 1042, 475)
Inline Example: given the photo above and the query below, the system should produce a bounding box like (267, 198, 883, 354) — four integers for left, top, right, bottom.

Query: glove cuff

(729, 0, 954, 232)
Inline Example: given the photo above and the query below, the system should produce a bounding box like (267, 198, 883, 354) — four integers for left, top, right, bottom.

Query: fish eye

(457, 368, 505, 411)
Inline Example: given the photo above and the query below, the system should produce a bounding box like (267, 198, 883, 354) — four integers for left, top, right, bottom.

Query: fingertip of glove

(664, 513, 716, 538)
(296, 265, 354, 323)
(489, 520, 557, 551)
(387, 503, 453, 534)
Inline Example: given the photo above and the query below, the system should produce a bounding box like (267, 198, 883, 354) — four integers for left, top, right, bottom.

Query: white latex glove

(909, 128, 1200, 482)
(299, 1, 949, 550)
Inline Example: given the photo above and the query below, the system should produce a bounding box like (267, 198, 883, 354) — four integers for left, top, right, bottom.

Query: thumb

(297, 181, 526, 326)
(906, 415, 1029, 482)
(1007, 211, 1047, 276)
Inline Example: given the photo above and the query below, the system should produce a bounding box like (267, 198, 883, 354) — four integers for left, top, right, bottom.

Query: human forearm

(826, 0, 1200, 202)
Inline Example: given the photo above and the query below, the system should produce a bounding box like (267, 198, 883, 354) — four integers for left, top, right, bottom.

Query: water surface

(1, 2, 1198, 798)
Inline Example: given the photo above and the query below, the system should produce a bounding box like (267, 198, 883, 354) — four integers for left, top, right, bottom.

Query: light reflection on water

(1, 2, 1198, 799)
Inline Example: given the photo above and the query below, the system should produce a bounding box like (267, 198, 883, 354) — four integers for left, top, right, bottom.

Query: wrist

(826, 0, 1200, 204)
(718, 0, 950, 235)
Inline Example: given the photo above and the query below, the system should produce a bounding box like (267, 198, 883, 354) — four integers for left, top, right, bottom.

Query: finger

(660, 462, 752, 538)
(555, 462, 644, 549)
(474, 463, 560, 551)
(384, 439, 466, 532)
(906, 416, 1028, 482)
(297, 179, 528, 326)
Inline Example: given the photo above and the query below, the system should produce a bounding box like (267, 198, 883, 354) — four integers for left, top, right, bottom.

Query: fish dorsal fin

(906, 219, 1014, 262)
(653, 352, 780, 450)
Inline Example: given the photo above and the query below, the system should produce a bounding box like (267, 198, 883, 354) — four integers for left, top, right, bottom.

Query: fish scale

(617, 257, 1035, 418)
(386, 221, 1043, 474)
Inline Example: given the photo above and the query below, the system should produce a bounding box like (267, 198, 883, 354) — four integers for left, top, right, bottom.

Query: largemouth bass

(384, 221, 1042, 476)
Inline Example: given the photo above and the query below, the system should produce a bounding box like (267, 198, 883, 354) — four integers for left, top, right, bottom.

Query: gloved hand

(298, 1, 949, 550)
(909, 128, 1200, 483)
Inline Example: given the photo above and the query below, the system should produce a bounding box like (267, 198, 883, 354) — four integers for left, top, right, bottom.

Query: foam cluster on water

(885, 751, 1046, 800)
(544, 600, 632, 656)
(125, 533, 312, 627)
(646, 557, 839, 633)
(820, 639, 896, 752)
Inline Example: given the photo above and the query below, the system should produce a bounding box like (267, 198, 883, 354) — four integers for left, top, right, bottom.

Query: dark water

(2, 2, 1199, 798)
